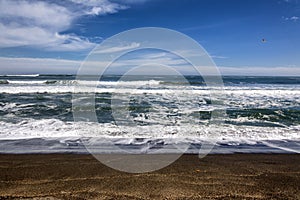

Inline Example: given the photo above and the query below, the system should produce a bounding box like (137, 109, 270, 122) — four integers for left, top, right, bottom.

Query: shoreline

(1, 153, 300, 199)
(0, 152, 299, 155)
(1, 137, 299, 154)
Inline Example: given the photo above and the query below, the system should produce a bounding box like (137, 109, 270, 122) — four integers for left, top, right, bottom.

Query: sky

(0, 0, 300, 75)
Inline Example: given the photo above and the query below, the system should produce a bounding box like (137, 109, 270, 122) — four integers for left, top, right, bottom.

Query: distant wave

(45, 80, 161, 86)
(3, 79, 162, 86)
(2, 74, 40, 77)
(7, 80, 46, 84)
(0, 80, 8, 84)
(0, 84, 299, 95)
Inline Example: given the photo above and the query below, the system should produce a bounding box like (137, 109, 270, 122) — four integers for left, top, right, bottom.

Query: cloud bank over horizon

(0, 56, 299, 76)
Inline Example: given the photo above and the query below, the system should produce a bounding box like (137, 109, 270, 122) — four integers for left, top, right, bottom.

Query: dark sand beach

(1, 154, 300, 199)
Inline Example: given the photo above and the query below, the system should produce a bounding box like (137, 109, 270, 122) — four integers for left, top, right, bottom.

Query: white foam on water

(0, 118, 299, 140)
(0, 80, 299, 153)
(7, 80, 46, 84)
(0, 117, 299, 153)
(0, 84, 299, 94)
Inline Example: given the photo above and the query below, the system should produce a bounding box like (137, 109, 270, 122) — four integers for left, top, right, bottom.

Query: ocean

(0, 75, 299, 154)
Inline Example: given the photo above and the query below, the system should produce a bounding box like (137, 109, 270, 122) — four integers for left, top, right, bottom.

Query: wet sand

(1, 154, 300, 199)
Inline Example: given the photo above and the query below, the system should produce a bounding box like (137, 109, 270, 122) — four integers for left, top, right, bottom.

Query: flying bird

(262, 38, 267, 43)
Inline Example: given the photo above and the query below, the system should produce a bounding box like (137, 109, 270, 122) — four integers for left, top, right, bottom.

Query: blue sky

(0, 0, 299, 75)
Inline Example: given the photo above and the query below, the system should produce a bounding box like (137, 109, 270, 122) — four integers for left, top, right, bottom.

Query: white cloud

(0, 23, 95, 51)
(211, 55, 228, 59)
(284, 16, 299, 21)
(0, 0, 129, 51)
(0, 0, 73, 30)
(94, 42, 140, 53)
(290, 16, 299, 21)
(69, 0, 128, 15)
